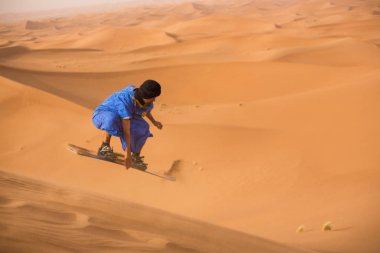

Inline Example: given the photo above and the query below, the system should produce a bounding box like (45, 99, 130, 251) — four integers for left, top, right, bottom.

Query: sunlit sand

(1, 0, 380, 252)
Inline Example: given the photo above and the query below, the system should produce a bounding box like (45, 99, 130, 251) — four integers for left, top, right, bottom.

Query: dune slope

(0, 170, 313, 253)
(1, 0, 380, 252)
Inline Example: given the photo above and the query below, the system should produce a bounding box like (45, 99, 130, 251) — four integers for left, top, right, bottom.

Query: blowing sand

(1, 0, 380, 252)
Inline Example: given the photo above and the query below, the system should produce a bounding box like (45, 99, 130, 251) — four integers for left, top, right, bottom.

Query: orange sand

(1, 0, 380, 252)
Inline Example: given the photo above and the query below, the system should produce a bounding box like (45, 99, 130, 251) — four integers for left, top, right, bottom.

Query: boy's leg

(104, 132, 112, 144)
(132, 143, 146, 164)
(129, 118, 152, 169)
(134, 142, 145, 156)
(92, 110, 121, 161)
(97, 134, 117, 161)
(130, 118, 152, 151)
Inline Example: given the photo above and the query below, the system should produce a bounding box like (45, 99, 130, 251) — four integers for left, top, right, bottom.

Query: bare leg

(98, 132, 117, 161)
(103, 132, 112, 144)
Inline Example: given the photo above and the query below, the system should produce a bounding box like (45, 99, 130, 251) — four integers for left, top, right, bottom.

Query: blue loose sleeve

(114, 94, 133, 119)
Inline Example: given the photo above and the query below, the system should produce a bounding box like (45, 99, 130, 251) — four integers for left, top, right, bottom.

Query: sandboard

(67, 144, 175, 181)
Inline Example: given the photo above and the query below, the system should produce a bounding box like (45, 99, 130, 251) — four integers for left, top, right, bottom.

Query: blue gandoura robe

(92, 85, 153, 152)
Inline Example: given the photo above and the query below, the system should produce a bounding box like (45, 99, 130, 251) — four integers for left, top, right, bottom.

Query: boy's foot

(132, 153, 147, 170)
(97, 142, 117, 161)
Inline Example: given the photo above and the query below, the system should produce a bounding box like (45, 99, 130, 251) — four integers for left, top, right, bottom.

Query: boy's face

(143, 97, 156, 105)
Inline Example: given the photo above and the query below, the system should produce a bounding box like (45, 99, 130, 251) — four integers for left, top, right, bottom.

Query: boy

(92, 80, 163, 170)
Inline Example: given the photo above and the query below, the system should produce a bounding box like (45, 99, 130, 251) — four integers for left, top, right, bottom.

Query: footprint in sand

(41, 209, 90, 229)
(124, 229, 169, 249)
(159, 103, 169, 111)
(0, 196, 27, 208)
(192, 161, 204, 171)
(0, 41, 11, 47)
(322, 221, 333, 231)
(56, 64, 67, 69)
(0, 198, 90, 229)
(72, 212, 90, 228)
(296, 225, 314, 233)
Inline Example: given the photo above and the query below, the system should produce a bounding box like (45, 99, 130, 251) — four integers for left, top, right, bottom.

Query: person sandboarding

(92, 80, 163, 170)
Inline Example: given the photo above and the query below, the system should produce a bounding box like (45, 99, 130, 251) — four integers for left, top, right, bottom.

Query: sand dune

(276, 37, 380, 66)
(25, 20, 54, 30)
(68, 27, 176, 52)
(1, 0, 380, 252)
(1, 170, 314, 253)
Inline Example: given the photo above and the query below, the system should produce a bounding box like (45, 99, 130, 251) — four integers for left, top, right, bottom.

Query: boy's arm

(146, 112, 163, 129)
(146, 111, 157, 124)
(122, 118, 132, 169)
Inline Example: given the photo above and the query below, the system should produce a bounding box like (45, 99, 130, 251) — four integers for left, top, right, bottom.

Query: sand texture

(1, 0, 380, 252)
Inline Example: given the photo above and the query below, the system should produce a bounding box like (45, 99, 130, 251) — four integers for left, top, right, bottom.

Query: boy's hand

(125, 155, 132, 170)
(154, 121, 163, 130)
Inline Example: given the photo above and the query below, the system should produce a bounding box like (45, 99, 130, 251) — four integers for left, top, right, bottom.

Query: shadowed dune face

(0, 0, 380, 253)
(0, 171, 311, 253)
